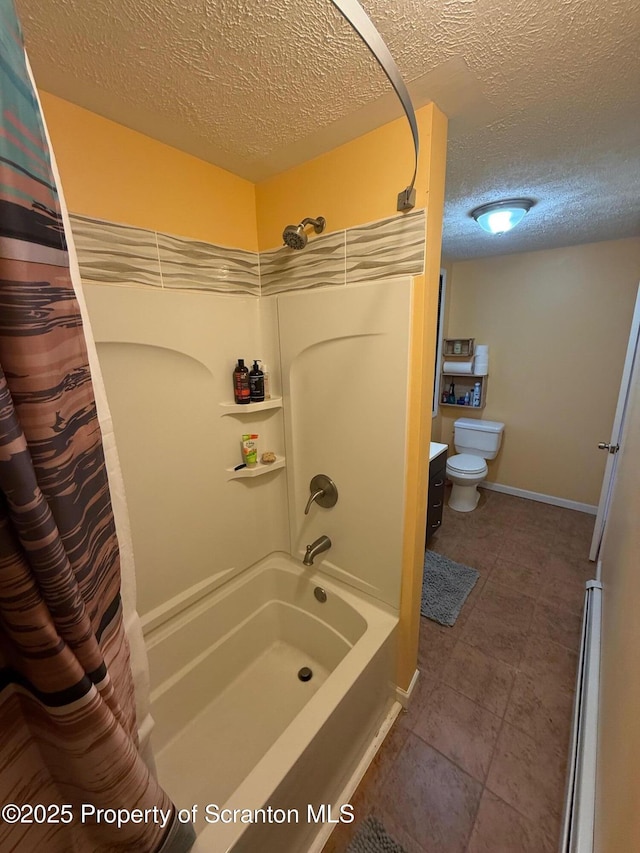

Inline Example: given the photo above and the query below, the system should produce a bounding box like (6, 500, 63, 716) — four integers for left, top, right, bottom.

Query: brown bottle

(233, 358, 250, 404)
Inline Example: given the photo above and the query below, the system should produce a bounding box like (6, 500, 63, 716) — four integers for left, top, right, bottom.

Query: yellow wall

(256, 108, 435, 250)
(39, 92, 258, 252)
(439, 238, 640, 505)
(257, 104, 448, 690)
(595, 334, 640, 852)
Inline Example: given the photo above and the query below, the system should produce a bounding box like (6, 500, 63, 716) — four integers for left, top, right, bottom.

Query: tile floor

(322, 488, 595, 853)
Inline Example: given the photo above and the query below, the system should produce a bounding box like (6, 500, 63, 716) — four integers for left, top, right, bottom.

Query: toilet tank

(453, 418, 505, 460)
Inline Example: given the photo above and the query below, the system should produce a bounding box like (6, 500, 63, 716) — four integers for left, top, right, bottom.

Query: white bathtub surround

(149, 553, 398, 852)
(279, 279, 412, 608)
(81, 219, 420, 851)
(85, 284, 290, 619)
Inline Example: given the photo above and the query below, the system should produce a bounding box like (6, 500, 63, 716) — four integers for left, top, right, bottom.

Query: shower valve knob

(304, 474, 338, 514)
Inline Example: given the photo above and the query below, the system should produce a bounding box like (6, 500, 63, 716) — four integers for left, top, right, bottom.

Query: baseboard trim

(396, 668, 419, 708)
(480, 481, 597, 515)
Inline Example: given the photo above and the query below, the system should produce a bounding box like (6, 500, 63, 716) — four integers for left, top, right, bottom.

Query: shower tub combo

(83, 270, 412, 852)
(146, 553, 399, 853)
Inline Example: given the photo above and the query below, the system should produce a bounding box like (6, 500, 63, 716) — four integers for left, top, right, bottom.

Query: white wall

(595, 325, 640, 851)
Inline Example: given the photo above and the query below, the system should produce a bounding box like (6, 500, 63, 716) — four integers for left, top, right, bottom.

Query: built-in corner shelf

(226, 455, 286, 480)
(219, 397, 283, 416)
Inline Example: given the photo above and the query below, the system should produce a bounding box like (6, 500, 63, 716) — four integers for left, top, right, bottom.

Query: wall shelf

(219, 397, 282, 416)
(440, 402, 484, 410)
(442, 372, 487, 379)
(226, 455, 286, 480)
(443, 337, 475, 358)
(440, 374, 488, 410)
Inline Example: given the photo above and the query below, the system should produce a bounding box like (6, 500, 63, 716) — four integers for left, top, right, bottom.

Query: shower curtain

(0, 3, 193, 851)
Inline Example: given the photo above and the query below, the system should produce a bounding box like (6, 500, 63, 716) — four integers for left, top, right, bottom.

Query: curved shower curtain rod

(328, 0, 419, 211)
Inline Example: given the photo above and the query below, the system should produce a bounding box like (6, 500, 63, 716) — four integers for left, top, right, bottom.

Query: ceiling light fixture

(470, 199, 534, 234)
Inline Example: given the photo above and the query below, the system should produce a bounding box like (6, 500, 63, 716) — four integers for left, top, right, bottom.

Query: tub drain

(298, 666, 313, 682)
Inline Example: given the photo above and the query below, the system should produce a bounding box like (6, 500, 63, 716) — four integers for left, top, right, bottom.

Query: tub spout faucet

(303, 535, 331, 566)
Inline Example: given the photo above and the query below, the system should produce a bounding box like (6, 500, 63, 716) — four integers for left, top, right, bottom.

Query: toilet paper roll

(443, 360, 475, 374)
(474, 361, 489, 376)
(475, 344, 489, 356)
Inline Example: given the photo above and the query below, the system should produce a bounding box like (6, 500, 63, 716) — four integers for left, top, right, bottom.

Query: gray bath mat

(421, 550, 479, 626)
(346, 815, 408, 853)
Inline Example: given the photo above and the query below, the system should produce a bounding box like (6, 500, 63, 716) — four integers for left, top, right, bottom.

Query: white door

(589, 283, 640, 562)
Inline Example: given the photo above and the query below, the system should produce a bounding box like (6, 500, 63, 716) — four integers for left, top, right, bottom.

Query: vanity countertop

(429, 441, 448, 462)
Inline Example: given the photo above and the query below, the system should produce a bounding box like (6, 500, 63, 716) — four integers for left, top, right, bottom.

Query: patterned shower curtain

(0, 3, 193, 851)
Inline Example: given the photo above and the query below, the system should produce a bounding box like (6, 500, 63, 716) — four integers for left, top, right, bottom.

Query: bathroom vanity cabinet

(426, 444, 447, 545)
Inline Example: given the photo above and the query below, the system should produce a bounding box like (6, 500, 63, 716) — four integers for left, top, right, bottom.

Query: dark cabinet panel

(425, 451, 446, 546)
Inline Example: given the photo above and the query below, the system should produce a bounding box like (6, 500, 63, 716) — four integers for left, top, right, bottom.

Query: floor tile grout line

(483, 772, 565, 844)
(478, 661, 521, 836)
(489, 653, 518, 740)
(440, 638, 516, 719)
(398, 665, 500, 849)
(403, 729, 489, 853)
(407, 678, 502, 784)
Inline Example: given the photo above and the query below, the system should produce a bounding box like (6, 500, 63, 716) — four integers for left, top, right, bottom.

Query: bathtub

(145, 552, 398, 853)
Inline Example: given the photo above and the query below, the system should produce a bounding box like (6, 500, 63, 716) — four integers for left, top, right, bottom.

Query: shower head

(282, 216, 326, 250)
(282, 224, 307, 250)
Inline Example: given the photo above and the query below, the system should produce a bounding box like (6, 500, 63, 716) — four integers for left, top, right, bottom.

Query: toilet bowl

(446, 453, 488, 511)
(446, 418, 505, 513)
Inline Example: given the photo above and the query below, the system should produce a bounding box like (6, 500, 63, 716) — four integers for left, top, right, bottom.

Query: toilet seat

(446, 453, 487, 475)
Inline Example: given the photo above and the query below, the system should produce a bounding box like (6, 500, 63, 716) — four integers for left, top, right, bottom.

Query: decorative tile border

(156, 232, 259, 296)
(260, 231, 346, 296)
(261, 210, 425, 295)
(69, 209, 426, 297)
(70, 214, 259, 295)
(70, 214, 162, 288)
(346, 209, 425, 284)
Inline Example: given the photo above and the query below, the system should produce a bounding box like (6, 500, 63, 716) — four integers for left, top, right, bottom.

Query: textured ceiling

(16, 0, 640, 259)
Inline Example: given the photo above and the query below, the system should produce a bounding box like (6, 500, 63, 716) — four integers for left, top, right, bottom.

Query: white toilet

(446, 418, 505, 512)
